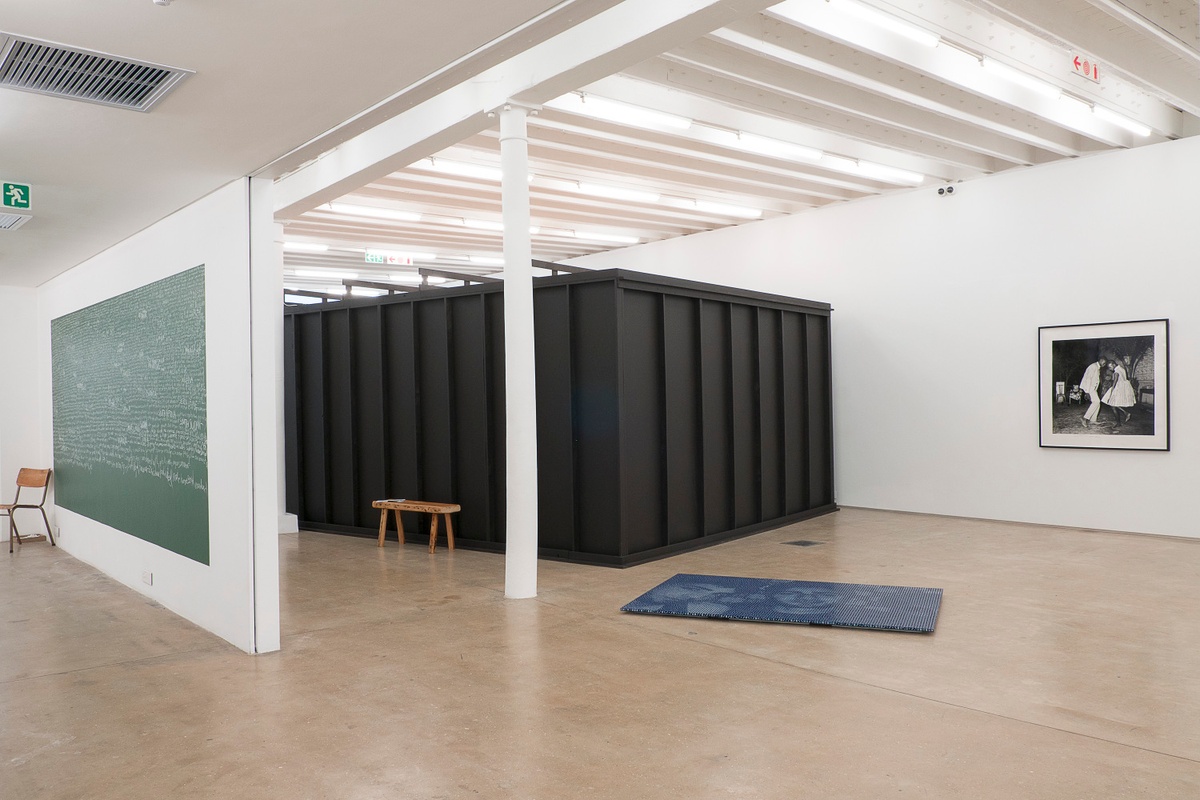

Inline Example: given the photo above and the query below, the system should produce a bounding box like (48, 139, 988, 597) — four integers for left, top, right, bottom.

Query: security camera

(937, 185, 955, 196)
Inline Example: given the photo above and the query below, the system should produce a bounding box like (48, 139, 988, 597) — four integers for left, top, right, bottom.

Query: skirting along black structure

(284, 269, 835, 566)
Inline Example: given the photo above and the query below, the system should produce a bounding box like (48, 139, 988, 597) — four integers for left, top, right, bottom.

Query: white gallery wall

(0, 287, 43, 541)
(34, 178, 281, 652)
(574, 134, 1199, 539)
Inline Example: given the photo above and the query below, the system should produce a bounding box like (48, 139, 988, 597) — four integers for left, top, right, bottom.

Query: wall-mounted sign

(365, 250, 415, 266)
(2, 182, 31, 210)
(1072, 55, 1100, 83)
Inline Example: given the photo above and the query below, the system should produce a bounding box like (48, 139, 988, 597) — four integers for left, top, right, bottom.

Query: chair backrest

(16, 468, 51, 489)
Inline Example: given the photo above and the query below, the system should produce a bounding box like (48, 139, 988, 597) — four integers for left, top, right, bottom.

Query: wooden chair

(3, 468, 55, 553)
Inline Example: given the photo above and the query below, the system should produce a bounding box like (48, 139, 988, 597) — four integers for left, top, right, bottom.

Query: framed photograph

(1039, 319, 1169, 450)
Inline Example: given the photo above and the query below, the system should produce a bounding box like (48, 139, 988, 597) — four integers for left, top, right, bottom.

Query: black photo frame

(1038, 319, 1169, 450)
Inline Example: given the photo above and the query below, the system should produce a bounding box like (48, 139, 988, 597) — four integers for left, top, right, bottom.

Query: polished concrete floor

(3, 508, 1200, 798)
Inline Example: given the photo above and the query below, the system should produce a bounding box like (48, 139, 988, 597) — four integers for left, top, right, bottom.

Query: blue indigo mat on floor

(621, 573, 942, 633)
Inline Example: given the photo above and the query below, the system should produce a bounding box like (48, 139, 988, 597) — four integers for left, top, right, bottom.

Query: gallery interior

(3, 1, 1200, 797)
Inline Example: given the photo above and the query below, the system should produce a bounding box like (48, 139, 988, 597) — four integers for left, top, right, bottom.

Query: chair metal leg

(40, 508, 54, 546)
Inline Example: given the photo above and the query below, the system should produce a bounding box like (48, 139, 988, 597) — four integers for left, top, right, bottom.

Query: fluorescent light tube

(462, 218, 540, 234)
(720, 130, 823, 163)
(573, 231, 641, 244)
(545, 93, 692, 130)
(350, 287, 387, 297)
(853, 160, 925, 185)
(785, 0, 939, 48)
(469, 256, 505, 266)
(388, 273, 449, 285)
(575, 182, 661, 203)
(415, 157, 504, 181)
(981, 58, 1061, 99)
(282, 241, 329, 252)
(820, 154, 923, 185)
(328, 203, 422, 222)
(693, 200, 763, 219)
(1093, 105, 1152, 137)
(295, 269, 358, 280)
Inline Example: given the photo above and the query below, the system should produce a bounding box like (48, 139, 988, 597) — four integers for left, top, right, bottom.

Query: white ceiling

(277, 0, 1200, 297)
(3, 1, 1198, 292)
(0, 0, 623, 287)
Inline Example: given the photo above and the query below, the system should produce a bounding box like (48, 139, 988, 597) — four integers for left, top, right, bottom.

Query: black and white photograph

(1039, 319, 1170, 450)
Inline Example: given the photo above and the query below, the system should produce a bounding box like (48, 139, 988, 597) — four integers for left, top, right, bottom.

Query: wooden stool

(372, 499, 460, 553)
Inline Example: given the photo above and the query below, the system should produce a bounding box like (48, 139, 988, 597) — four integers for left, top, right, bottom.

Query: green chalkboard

(51, 266, 210, 564)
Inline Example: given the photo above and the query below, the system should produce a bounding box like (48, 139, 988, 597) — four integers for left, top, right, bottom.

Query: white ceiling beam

(684, 31, 1069, 163)
(274, 0, 779, 219)
(581, 72, 982, 181)
(765, 0, 1164, 148)
(965, 0, 1200, 119)
(523, 128, 828, 209)
(621, 57, 1018, 175)
(881, 0, 1192, 135)
(514, 118, 870, 202)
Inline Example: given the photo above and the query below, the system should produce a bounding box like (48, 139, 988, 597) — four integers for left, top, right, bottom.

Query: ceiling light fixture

(573, 231, 642, 244)
(792, 0, 940, 48)
(575, 181, 661, 203)
(981, 58, 1061, 100)
(1092, 105, 1152, 137)
(544, 92, 693, 131)
(714, 129, 823, 163)
(851, 160, 925, 185)
(282, 241, 329, 252)
(295, 269, 359, 280)
(469, 256, 506, 266)
(820, 154, 923, 185)
(693, 200, 763, 219)
(462, 218, 540, 234)
(415, 157, 505, 182)
(327, 203, 422, 222)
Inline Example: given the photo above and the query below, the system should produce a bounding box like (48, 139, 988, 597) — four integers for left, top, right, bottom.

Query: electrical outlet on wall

(142, 571, 153, 586)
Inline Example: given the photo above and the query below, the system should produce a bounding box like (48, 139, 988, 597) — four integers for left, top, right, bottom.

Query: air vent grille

(0, 34, 191, 111)
(0, 212, 32, 231)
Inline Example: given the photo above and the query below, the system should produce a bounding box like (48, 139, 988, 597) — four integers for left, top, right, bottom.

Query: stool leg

(444, 514, 455, 551)
(428, 514, 439, 553)
(377, 509, 388, 547)
(42, 508, 54, 546)
(394, 510, 403, 545)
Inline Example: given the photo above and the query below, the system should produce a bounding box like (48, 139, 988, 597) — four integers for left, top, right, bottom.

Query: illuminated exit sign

(2, 182, 31, 210)
(1071, 54, 1100, 83)
(365, 250, 414, 265)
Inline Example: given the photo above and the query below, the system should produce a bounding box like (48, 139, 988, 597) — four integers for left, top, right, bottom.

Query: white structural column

(248, 176, 283, 653)
(500, 103, 538, 599)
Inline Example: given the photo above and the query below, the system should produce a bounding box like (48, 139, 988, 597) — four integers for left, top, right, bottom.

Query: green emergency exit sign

(3, 182, 31, 210)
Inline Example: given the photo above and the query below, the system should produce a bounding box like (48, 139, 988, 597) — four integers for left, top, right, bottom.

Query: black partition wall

(284, 269, 835, 566)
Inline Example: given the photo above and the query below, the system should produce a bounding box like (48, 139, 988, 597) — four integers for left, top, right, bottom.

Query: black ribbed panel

(283, 270, 835, 566)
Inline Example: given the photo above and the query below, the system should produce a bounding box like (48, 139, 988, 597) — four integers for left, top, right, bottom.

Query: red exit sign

(1072, 54, 1100, 83)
